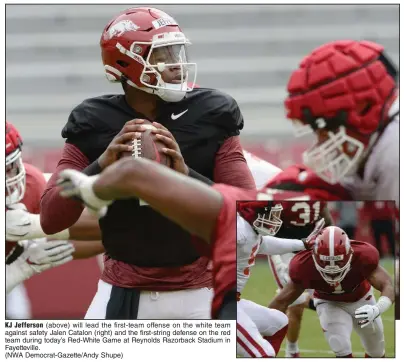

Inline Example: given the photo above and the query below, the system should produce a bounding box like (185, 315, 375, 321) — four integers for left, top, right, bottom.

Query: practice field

(241, 258, 396, 357)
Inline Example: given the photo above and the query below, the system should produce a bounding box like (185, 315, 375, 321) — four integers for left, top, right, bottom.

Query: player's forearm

(68, 209, 102, 241)
(93, 158, 223, 242)
(379, 283, 395, 304)
(268, 282, 304, 313)
(71, 240, 105, 259)
(259, 235, 305, 256)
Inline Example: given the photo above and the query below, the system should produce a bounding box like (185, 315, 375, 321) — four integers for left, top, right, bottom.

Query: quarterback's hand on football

(151, 122, 189, 175)
(98, 119, 146, 169)
(57, 169, 112, 217)
(302, 218, 325, 249)
(6, 206, 45, 241)
(17, 240, 75, 274)
(355, 304, 380, 328)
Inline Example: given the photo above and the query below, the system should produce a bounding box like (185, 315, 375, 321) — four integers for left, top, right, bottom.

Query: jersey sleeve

(214, 137, 256, 189)
(40, 143, 90, 234)
(288, 253, 306, 286)
(22, 164, 47, 214)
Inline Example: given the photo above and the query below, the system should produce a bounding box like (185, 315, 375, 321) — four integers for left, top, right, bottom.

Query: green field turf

(241, 258, 396, 357)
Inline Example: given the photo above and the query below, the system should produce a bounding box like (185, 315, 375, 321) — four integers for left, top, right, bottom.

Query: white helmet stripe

(329, 226, 335, 266)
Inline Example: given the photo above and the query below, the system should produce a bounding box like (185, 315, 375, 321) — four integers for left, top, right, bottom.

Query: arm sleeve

(259, 235, 305, 256)
(40, 143, 90, 234)
(214, 136, 256, 189)
(6, 262, 33, 294)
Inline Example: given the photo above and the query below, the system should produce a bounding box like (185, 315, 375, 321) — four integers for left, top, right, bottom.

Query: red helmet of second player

(312, 226, 353, 285)
(285, 40, 397, 184)
(5, 121, 26, 205)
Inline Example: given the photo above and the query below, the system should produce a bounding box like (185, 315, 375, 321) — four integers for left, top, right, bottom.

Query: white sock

(286, 341, 299, 353)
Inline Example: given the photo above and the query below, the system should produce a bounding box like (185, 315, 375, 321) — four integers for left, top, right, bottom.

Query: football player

(269, 226, 394, 357)
(40, 7, 255, 320)
(5, 122, 75, 305)
(236, 201, 324, 357)
(285, 40, 399, 206)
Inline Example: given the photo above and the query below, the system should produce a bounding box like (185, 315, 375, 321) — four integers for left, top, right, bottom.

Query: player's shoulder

(22, 163, 46, 213)
(187, 87, 243, 129)
(289, 250, 313, 281)
(351, 240, 380, 265)
(23, 163, 46, 185)
(237, 213, 256, 245)
(62, 94, 125, 137)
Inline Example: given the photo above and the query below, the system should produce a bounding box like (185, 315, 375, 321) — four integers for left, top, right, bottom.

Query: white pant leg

(238, 298, 288, 336)
(237, 301, 275, 357)
(315, 299, 353, 357)
(85, 280, 112, 319)
(85, 280, 213, 319)
(6, 283, 32, 319)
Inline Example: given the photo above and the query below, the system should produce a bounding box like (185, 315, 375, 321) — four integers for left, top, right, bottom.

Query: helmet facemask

(253, 204, 283, 236)
(313, 252, 353, 285)
(6, 149, 26, 205)
(303, 126, 365, 184)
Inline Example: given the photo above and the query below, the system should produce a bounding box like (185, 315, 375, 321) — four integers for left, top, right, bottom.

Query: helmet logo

(108, 20, 139, 39)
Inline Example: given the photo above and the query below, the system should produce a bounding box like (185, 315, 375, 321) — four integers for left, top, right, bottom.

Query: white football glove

(354, 304, 380, 328)
(303, 218, 325, 249)
(6, 240, 75, 294)
(57, 169, 112, 217)
(6, 204, 70, 241)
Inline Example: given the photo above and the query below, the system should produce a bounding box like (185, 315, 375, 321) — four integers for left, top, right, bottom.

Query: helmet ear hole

(117, 60, 129, 68)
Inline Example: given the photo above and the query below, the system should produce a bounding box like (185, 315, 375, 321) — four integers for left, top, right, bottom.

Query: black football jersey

(62, 88, 244, 267)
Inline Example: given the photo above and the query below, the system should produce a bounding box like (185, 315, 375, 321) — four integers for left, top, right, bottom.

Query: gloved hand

(57, 169, 111, 217)
(6, 204, 44, 241)
(6, 240, 75, 294)
(302, 218, 325, 250)
(354, 304, 380, 328)
(6, 203, 70, 241)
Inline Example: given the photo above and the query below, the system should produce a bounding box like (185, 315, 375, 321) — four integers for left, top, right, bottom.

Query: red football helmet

(100, 7, 196, 103)
(6, 121, 26, 205)
(237, 201, 283, 236)
(285, 40, 398, 184)
(312, 226, 353, 285)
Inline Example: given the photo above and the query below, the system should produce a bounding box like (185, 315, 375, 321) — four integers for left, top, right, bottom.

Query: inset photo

(236, 201, 396, 358)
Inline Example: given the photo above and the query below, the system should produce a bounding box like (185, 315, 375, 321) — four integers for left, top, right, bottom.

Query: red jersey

(210, 184, 256, 319)
(6, 163, 46, 257)
(289, 240, 379, 302)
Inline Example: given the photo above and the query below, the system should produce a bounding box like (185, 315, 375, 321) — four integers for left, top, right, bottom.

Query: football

(120, 120, 172, 168)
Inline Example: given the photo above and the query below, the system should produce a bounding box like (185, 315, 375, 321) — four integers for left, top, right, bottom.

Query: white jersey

(237, 213, 261, 293)
(237, 213, 305, 293)
(243, 150, 281, 189)
(341, 98, 399, 207)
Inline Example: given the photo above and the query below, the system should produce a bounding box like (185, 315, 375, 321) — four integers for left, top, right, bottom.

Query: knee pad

(328, 333, 352, 357)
